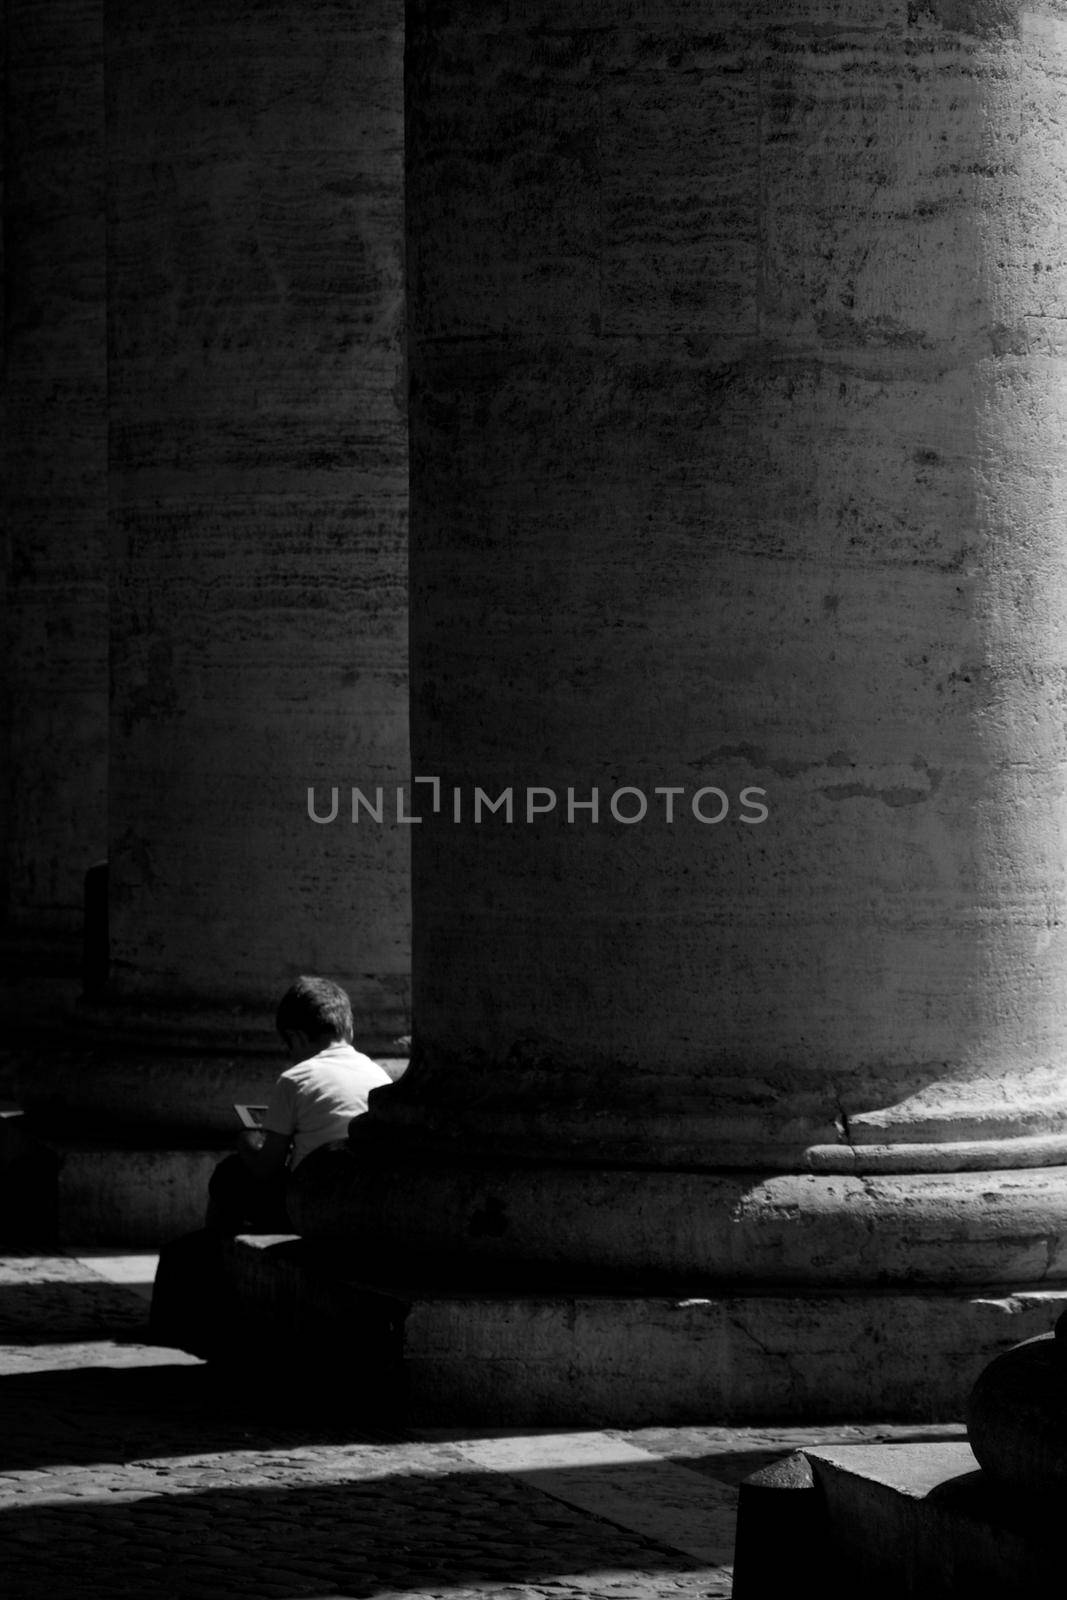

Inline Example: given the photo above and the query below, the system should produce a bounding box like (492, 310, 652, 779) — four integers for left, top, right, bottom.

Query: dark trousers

(149, 1157, 291, 1360)
(206, 1152, 291, 1235)
(149, 1228, 229, 1358)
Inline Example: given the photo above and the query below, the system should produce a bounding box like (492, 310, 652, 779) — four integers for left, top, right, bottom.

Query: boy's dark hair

(275, 976, 354, 1044)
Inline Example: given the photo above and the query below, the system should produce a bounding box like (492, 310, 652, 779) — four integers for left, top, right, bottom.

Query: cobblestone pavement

(0, 1252, 967, 1599)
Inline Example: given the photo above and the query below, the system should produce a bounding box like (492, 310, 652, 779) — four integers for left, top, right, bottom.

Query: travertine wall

(399, 0, 1067, 1166)
(105, 1, 410, 1037)
(2, 0, 108, 936)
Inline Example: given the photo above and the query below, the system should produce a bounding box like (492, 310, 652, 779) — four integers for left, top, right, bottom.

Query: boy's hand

(237, 1127, 290, 1176)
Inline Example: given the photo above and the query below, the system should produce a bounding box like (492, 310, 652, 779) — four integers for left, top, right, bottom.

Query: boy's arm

(237, 1127, 291, 1176)
(239, 1072, 295, 1175)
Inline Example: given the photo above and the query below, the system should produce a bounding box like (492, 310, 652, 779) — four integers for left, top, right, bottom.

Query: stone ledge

(219, 1235, 1067, 1426)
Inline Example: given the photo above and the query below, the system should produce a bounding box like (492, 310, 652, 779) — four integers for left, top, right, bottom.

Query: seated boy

(206, 974, 392, 1234)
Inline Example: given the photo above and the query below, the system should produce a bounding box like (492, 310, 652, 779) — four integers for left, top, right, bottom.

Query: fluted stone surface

(105, 1, 409, 1036)
(2, 0, 108, 934)
(376, 0, 1067, 1169)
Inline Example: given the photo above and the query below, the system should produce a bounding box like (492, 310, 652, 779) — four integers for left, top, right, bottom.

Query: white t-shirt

(263, 1040, 392, 1169)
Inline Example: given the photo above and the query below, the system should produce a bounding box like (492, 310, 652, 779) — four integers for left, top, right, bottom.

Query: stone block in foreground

(734, 1441, 1059, 1598)
(218, 1236, 1067, 1425)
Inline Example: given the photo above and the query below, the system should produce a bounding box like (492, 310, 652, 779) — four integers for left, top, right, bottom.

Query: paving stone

(0, 1250, 965, 1599)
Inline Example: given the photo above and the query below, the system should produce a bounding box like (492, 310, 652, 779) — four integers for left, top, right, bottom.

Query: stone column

(303, 0, 1067, 1359)
(1, 0, 108, 1023)
(85, 0, 409, 1127)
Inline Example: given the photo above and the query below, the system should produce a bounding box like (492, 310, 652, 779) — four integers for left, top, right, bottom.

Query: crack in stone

(1042, 1236, 1056, 1281)
(831, 1080, 854, 1147)
(727, 1315, 783, 1368)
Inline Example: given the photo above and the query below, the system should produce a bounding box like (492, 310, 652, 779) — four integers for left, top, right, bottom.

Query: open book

(234, 1104, 268, 1131)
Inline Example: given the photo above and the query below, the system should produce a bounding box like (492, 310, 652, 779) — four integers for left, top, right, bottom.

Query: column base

(213, 1235, 1067, 1425)
(357, 1072, 1067, 1173)
(289, 1150, 1067, 1288)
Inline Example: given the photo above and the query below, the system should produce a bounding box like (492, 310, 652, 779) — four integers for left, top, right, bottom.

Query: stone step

(212, 1235, 1067, 1427)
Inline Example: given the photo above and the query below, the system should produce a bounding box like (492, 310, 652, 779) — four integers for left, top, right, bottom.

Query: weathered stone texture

(400, 1, 1067, 1162)
(105, 2, 409, 1031)
(2, 0, 108, 930)
(294, 1158, 1067, 1285)
(221, 1232, 1067, 1423)
(765, 1440, 1062, 1597)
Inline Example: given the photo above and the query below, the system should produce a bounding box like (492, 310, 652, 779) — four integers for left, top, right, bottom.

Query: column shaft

(294, 7, 1067, 1332)
(2, 0, 108, 985)
(104, 0, 409, 1054)
(373, 0, 1067, 1175)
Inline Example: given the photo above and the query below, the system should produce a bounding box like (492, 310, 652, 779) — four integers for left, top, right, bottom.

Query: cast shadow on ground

(0, 1454, 727, 1599)
(0, 1280, 153, 1346)
(0, 1361, 398, 1472)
